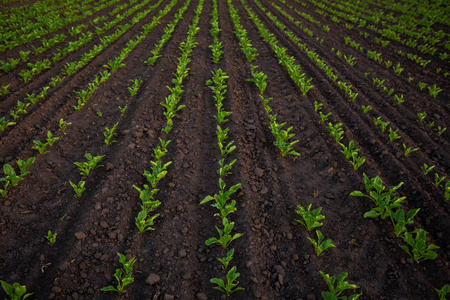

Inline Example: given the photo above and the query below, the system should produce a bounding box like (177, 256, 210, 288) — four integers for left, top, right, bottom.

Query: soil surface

(0, 0, 449, 299)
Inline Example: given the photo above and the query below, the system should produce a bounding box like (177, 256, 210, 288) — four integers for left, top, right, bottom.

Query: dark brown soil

(1, 0, 449, 299)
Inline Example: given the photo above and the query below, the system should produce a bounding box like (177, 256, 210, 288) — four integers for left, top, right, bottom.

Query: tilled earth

(0, 0, 449, 299)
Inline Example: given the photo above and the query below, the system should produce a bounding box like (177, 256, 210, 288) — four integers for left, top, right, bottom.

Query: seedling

(403, 144, 418, 157)
(246, 65, 267, 94)
(400, 229, 439, 262)
(45, 230, 57, 244)
(394, 94, 404, 104)
(101, 253, 136, 294)
(389, 208, 420, 237)
(217, 248, 234, 270)
(104, 122, 119, 145)
(74, 153, 105, 176)
(445, 181, 450, 201)
(205, 217, 244, 249)
(153, 138, 171, 160)
(1, 84, 10, 95)
(350, 174, 405, 219)
(0, 181, 10, 198)
(46, 131, 59, 146)
(417, 112, 426, 122)
(437, 126, 446, 136)
(435, 284, 450, 300)
(308, 230, 335, 256)
(340, 140, 360, 159)
(421, 164, 435, 175)
(135, 210, 159, 232)
(210, 266, 244, 296)
(0, 280, 33, 300)
(143, 160, 172, 188)
(388, 127, 401, 142)
(295, 203, 324, 231)
(128, 78, 142, 96)
(59, 119, 71, 134)
(217, 158, 236, 176)
(2, 164, 23, 187)
(429, 121, 435, 128)
(320, 112, 331, 123)
(361, 105, 372, 113)
(418, 81, 427, 90)
(320, 271, 362, 300)
(350, 155, 365, 170)
(200, 178, 241, 220)
(133, 185, 161, 212)
(0, 117, 15, 132)
(428, 84, 442, 98)
(96, 110, 103, 117)
(16, 157, 36, 176)
(118, 105, 127, 116)
(69, 180, 86, 198)
(433, 173, 445, 188)
(314, 101, 323, 112)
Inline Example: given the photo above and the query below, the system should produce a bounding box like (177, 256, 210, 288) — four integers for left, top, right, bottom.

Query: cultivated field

(0, 0, 449, 299)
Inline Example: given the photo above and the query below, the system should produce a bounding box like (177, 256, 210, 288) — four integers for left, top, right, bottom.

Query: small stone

(164, 295, 174, 300)
(128, 143, 136, 149)
(278, 274, 284, 285)
(79, 262, 87, 270)
(100, 221, 109, 229)
(260, 187, 269, 195)
(293, 254, 299, 261)
(74, 232, 86, 240)
(106, 163, 114, 171)
(146, 273, 160, 285)
(94, 253, 102, 259)
(287, 233, 293, 240)
(255, 167, 264, 177)
(183, 273, 192, 280)
(40, 255, 45, 262)
(197, 293, 207, 300)
(178, 249, 187, 258)
(133, 131, 143, 138)
(51, 286, 61, 293)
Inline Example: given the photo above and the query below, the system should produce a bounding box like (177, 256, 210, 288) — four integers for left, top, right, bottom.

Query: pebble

(197, 293, 207, 300)
(146, 273, 160, 285)
(100, 221, 109, 229)
(106, 163, 114, 171)
(178, 249, 187, 258)
(255, 167, 264, 177)
(260, 187, 269, 195)
(74, 232, 86, 240)
(51, 286, 61, 293)
(287, 233, 293, 240)
(132, 131, 143, 138)
(164, 295, 174, 300)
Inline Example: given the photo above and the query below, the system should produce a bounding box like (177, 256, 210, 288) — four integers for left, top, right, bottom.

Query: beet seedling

(45, 230, 57, 244)
(133, 185, 161, 212)
(210, 266, 244, 296)
(217, 248, 234, 270)
(402, 144, 418, 157)
(206, 217, 243, 249)
(320, 271, 362, 300)
(2, 164, 23, 187)
(445, 181, 450, 201)
(350, 155, 365, 170)
(437, 126, 446, 136)
(388, 127, 401, 142)
(340, 141, 360, 159)
(400, 229, 439, 262)
(69, 180, 85, 198)
(143, 160, 172, 188)
(389, 208, 420, 237)
(350, 174, 405, 219)
(58, 119, 71, 134)
(16, 157, 35, 176)
(74, 153, 105, 176)
(118, 105, 128, 116)
(308, 230, 335, 256)
(361, 105, 372, 113)
(104, 122, 119, 145)
(128, 78, 142, 96)
(421, 164, 435, 175)
(314, 101, 323, 112)
(0, 280, 33, 300)
(435, 284, 450, 300)
(0, 117, 15, 132)
(433, 173, 445, 188)
(417, 112, 426, 122)
(217, 158, 236, 176)
(246, 65, 267, 94)
(135, 210, 159, 232)
(153, 138, 171, 160)
(101, 253, 136, 294)
(295, 203, 324, 231)
(201, 178, 241, 220)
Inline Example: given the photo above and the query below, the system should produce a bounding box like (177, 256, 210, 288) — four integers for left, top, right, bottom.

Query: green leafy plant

(128, 78, 142, 96)
(217, 248, 234, 270)
(394, 94, 404, 104)
(69, 180, 86, 198)
(210, 266, 244, 296)
(340, 141, 360, 159)
(417, 112, 426, 122)
(217, 158, 236, 177)
(46, 131, 59, 146)
(390, 208, 420, 237)
(435, 284, 450, 300)
(434, 173, 445, 188)
(388, 127, 401, 142)
(295, 203, 324, 231)
(101, 253, 136, 294)
(104, 122, 119, 145)
(314, 101, 323, 112)
(143, 160, 172, 188)
(0, 280, 33, 300)
(400, 229, 439, 263)
(32, 140, 48, 154)
(74, 153, 105, 176)
(59, 119, 71, 134)
(0, 117, 15, 132)
(403, 144, 418, 156)
(205, 217, 244, 249)
(2, 164, 23, 187)
(320, 271, 362, 300)
(445, 181, 450, 201)
(421, 164, 435, 175)
(16, 157, 36, 176)
(350, 174, 405, 219)
(119, 105, 128, 116)
(308, 230, 335, 256)
(428, 84, 442, 98)
(153, 138, 171, 160)
(45, 230, 57, 244)
(133, 184, 161, 212)
(418, 81, 427, 90)
(437, 126, 446, 136)
(246, 65, 267, 94)
(350, 154, 366, 171)
(135, 210, 159, 232)
(200, 178, 241, 220)
(361, 105, 372, 113)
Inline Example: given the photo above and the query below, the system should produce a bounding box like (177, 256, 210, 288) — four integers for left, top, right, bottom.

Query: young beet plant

(45, 230, 57, 244)
(69, 180, 86, 198)
(74, 153, 105, 176)
(308, 230, 335, 256)
(295, 203, 324, 231)
(320, 271, 362, 300)
(0, 281, 33, 300)
(101, 253, 136, 294)
(104, 122, 119, 145)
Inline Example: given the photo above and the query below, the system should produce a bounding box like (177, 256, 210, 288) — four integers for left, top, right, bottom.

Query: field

(0, 0, 449, 299)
